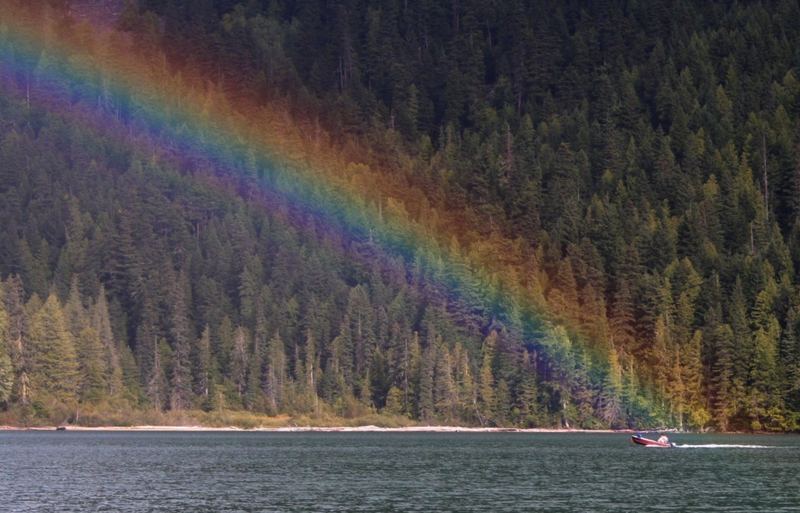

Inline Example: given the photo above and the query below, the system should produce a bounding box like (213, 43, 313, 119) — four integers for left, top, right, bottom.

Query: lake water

(1, 432, 798, 512)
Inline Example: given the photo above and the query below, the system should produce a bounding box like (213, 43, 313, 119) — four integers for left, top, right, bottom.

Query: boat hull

(631, 435, 674, 448)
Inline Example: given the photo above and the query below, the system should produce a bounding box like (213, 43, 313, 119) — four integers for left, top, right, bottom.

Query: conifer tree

(231, 326, 248, 400)
(709, 323, 735, 430)
(417, 339, 435, 422)
(453, 341, 476, 421)
(750, 316, 780, 428)
(682, 330, 708, 429)
(93, 285, 122, 396)
(135, 294, 159, 391)
(598, 346, 623, 426)
(63, 277, 87, 339)
(434, 340, 456, 421)
(304, 329, 319, 412)
(264, 331, 286, 411)
(728, 278, 752, 413)
(3, 275, 27, 402)
(146, 339, 168, 411)
(246, 348, 264, 412)
(0, 300, 14, 404)
(27, 294, 79, 403)
(169, 272, 193, 411)
(193, 325, 212, 399)
(75, 325, 106, 402)
(478, 331, 497, 425)
(384, 385, 404, 416)
(609, 277, 636, 349)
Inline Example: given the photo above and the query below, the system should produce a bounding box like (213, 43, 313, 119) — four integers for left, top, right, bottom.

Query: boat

(631, 434, 674, 448)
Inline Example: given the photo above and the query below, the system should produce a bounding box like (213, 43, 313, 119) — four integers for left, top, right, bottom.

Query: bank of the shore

(0, 424, 633, 433)
(0, 406, 594, 432)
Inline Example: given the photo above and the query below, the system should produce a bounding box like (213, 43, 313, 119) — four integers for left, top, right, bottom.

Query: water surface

(1, 432, 798, 512)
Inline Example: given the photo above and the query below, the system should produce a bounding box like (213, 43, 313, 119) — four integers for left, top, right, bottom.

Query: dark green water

(1, 432, 798, 512)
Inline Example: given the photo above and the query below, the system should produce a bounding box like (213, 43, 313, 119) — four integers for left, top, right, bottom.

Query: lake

(1, 431, 798, 512)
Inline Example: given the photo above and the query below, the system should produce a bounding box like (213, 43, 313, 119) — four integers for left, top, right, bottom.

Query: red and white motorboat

(631, 434, 675, 448)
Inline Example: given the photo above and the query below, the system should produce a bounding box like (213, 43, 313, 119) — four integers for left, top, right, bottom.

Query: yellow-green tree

(0, 300, 14, 404)
(478, 331, 497, 425)
(27, 294, 79, 404)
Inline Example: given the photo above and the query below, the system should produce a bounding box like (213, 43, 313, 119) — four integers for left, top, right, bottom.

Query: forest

(0, 0, 799, 431)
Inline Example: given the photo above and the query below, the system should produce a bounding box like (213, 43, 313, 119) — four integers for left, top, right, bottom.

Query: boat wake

(675, 444, 778, 449)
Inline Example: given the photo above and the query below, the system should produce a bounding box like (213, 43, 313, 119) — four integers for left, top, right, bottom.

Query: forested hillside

(1, 0, 799, 430)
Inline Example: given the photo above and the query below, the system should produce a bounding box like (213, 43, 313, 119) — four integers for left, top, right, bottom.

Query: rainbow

(0, 2, 657, 419)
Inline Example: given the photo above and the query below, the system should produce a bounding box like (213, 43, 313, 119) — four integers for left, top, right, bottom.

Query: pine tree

(92, 285, 122, 396)
(548, 258, 579, 323)
(231, 326, 248, 400)
(146, 339, 168, 411)
(728, 278, 752, 413)
(750, 315, 780, 429)
(405, 331, 421, 416)
(264, 331, 286, 412)
(169, 273, 194, 411)
(545, 144, 583, 244)
(193, 325, 212, 399)
(0, 300, 14, 404)
(27, 294, 79, 403)
(384, 385, 404, 416)
(135, 293, 159, 390)
(63, 278, 106, 402)
(417, 339, 435, 422)
(304, 329, 319, 413)
(433, 340, 456, 421)
(63, 277, 87, 339)
(450, 342, 473, 422)
(75, 325, 106, 402)
(478, 331, 497, 425)
(246, 347, 264, 412)
(610, 277, 637, 350)
(682, 330, 709, 429)
(709, 323, 735, 430)
(668, 346, 687, 430)
(598, 346, 623, 427)
(4, 275, 28, 402)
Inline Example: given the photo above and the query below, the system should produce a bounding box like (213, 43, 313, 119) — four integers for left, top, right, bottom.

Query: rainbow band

(0, 2, 655, 420)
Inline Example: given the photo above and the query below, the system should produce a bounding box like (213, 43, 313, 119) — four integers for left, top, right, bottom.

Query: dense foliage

(1, 0, 800, 430)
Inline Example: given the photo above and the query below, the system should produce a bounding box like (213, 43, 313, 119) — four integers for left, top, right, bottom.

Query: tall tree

(0, 298, 14, 404)
(27, 294, 79, 403)
(169, 272, 194, 411)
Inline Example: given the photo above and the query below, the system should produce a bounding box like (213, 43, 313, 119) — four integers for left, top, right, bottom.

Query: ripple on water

(1, 432, 799, 512)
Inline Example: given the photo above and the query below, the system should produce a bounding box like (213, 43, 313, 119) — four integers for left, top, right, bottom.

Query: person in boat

(657, 434, 670, 444)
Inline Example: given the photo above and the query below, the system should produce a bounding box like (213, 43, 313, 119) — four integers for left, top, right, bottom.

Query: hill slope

(0, 0, 799, 431)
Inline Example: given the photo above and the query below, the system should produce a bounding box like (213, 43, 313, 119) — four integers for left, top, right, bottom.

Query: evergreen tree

(146, 339, 168, 411)
(193, 325, 212, 400)
(3, 275, 28, 403)
(92, 285, 122, 396)
(303, 329, 319, 413)
(709, 323, 735, 430)
(0, 300, 14, 404)
(75, 325, 106, 402)
(264, 331, 286, 412)
(417, 339, 435, 422)
(169, 273, 193, 411)
(27, 294, 79, 403)
(478, 331, 497, 425)
(231, 326, 248, 400)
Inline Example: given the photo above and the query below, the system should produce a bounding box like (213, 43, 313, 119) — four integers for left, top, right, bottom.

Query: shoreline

(0, 424, 636, 433)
